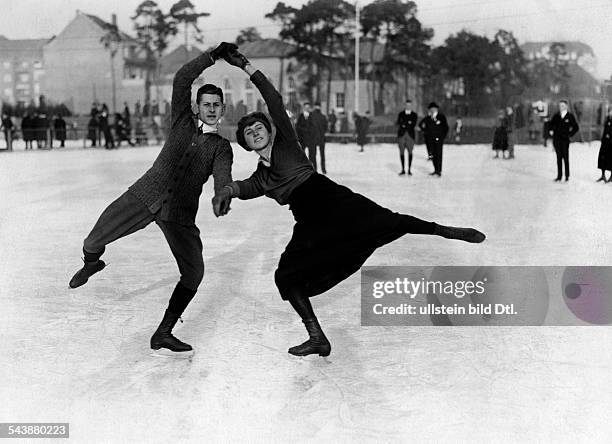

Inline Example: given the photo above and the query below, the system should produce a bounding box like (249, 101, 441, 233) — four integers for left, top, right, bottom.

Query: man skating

(68, 42, 237, 356)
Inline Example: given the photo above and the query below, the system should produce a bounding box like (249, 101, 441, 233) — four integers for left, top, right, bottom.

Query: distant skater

(492, 110, 509, 159)
(548, 100, 579, 182)
(597, 107, 612, 182)
(396, 99, 418, 175)
(419, 102, 448, 176)
(213, 49, 486, 358)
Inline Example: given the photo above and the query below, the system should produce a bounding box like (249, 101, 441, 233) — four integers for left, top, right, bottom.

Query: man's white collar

(198, 120, 218, 134)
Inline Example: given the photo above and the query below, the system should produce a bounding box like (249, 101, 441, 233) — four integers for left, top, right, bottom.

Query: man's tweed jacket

(129, 51, 233, 225)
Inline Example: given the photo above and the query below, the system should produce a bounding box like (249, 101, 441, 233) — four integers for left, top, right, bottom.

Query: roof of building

(520, 41, 594, 56)
(238, 39, 295, 58)
(83, 13, 135, 42)
(0, 37, 49, 54)
(159, 45, 204, 77)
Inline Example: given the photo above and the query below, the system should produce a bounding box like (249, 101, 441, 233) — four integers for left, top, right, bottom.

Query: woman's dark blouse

(228, 71, 314, 205)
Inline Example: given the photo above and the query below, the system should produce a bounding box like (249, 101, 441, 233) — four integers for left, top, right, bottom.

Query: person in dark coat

(99, 104, 114, 149)
(418, 102, 449, 176)
(548, 99, 579, 182)
(396, 99, 418, 175)
(309, 102, 328, 174)
(213, 49, 486, 358)
(114, 113, 134, 147)
(68, 43, 237, 356)
(328, 111, 337, 134)
(87, 116, 99, 147)
(21, 113, 33, 150)
(53, 115, 67, 148)
(597, 107, 612, 182)
(355, 110, 371, 152)
(1, 113, 14, 150)
(296, 102, 314, 154)
(492, 110, 509, 159)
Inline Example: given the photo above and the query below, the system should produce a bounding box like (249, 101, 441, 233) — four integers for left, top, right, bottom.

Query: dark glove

(210, 42, 238, 61)
(212, 187, 232, 217)
(223, 50, 250, 69)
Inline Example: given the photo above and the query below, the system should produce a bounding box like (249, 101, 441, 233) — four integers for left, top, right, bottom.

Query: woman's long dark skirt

(598, 139, 612, 171)
(274, 173, 435, 299)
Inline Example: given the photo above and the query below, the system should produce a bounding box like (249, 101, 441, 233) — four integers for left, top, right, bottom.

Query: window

(3, 61, 11, 69)
(21, 61, 28, 69)
(3, 74, 11, 83)
(18, 73, 29, 83)
(33, 61, 43, 70)
(336, 92, 345, 108)
(4, 88, 13, 97)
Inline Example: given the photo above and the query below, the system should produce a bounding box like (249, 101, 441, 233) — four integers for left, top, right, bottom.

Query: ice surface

(1, 141, 612, 443)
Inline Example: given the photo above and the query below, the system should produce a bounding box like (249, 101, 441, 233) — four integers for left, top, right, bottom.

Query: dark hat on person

(236, 111, 272, 151)
(428, 102, 439, 109)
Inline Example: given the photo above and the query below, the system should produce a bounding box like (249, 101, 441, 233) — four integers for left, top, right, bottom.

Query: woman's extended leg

(398, 214, 486, 243)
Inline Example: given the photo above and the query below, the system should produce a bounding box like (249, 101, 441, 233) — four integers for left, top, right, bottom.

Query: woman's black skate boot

(434, 224, 486, 243)
(288, 318, 331, 357)
(150, 310, 193, 356)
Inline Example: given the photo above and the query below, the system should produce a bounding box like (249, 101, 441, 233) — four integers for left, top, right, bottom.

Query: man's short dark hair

(559, 99, 569, 105)
(405, 98, 412, 103)
(197, 84, 223, 104)
(314, 102, 321, 107)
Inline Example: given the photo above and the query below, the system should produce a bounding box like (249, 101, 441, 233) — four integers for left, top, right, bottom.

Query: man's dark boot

(288, 317, 331, 357)
(150, 310, 193, 355)
(434, 224, 486, 243)
(69, 259, 106, 288)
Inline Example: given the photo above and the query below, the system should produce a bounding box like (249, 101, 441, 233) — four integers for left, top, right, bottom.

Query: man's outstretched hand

(210, 42, 238, 61)
(223, 50, 250, 69)
(212, 188, 232, 217)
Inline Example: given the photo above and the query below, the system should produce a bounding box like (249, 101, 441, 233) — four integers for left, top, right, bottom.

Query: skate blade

(150, 348, 195, 359)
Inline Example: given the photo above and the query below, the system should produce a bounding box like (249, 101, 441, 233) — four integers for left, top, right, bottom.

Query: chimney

(111, 14, 117, 27)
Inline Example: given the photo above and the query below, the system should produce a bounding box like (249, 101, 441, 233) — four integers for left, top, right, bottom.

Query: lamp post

(354, 1, 360, 115)
(101, 26, 122, 114)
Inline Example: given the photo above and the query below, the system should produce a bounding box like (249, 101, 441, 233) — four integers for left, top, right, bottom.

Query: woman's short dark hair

(196, 84, 223, 104)
(236, 112, 272, 150)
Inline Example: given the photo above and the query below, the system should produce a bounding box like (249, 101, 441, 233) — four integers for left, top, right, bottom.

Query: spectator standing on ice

(309, 102, 328, 174)
(549, 99, 579, 182)
(596, 107, 612, 183)
(492, 109, 509, 159)
(396, 99, 418, 175)
(419, 102, 448, 176)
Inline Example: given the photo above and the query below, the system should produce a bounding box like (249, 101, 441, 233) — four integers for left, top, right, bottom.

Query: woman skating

(213, 50, 486, 357)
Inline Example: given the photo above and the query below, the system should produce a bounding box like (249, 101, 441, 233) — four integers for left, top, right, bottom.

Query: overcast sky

(2, 0, 611, 79)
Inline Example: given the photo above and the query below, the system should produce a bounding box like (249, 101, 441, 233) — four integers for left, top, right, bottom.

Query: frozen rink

(2, 141, 612, 443)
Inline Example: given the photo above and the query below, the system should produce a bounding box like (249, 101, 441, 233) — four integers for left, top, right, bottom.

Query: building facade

(0, 36, 48, 108)
(43, 11, 146, 115)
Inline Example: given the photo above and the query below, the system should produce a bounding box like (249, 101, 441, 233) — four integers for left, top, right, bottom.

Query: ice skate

(150, 310, 194, 358)
(288, 318, 331, 357)
(69, 259, 106, 289)
(434, 224, 486, 243)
